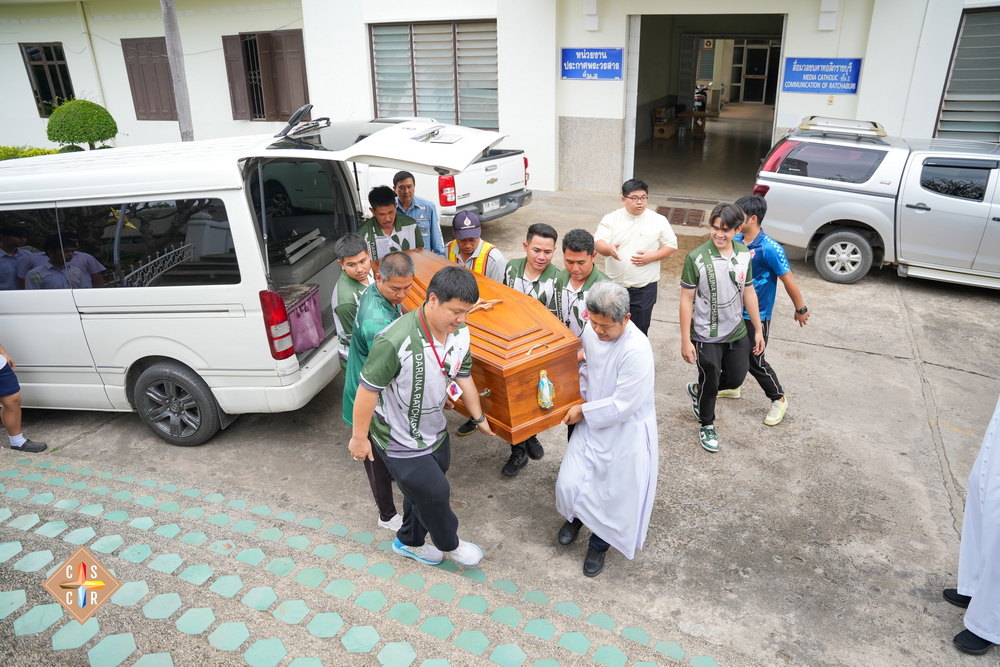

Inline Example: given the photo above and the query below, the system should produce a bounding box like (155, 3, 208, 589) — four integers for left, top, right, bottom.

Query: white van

(0, 115, 502, 446)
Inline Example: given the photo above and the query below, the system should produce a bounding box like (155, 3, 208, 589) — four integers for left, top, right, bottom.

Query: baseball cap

(453, 211, 482, 240)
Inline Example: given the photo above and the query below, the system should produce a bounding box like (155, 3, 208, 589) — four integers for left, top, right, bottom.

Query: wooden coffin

(398, 250, 583, 444)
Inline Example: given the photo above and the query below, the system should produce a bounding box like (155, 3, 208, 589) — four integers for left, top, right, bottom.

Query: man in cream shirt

(594, 178, 678, 335)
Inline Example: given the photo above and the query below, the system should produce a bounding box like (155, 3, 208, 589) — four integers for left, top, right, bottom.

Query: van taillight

(524, 156, 529, 186)
(753, 184, 770, 197)
(259, 290, 294, 360)
(761, 140, 799, 172)
(439, 175, 456, 206)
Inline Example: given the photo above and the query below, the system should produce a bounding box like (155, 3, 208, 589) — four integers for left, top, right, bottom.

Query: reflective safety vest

(447, 239, 496, 276)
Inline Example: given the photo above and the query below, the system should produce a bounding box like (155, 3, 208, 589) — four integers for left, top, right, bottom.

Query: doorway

(731, 39, 781, 104)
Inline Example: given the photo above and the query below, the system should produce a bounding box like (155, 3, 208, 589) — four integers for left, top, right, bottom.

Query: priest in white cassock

(555, 280, 658, 577)
(944, 393, 1000, 656)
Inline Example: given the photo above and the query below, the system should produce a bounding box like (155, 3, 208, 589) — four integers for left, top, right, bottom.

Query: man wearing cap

(446, 211, 506, 283)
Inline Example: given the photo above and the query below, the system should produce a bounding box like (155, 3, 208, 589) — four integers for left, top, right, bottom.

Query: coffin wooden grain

(399, 250, 582, 444)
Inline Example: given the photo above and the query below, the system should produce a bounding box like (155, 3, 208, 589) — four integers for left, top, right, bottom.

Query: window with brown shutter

(121, 37, 178, 121)
(19, 42, 75, 118)
(222, 29, 309, 122)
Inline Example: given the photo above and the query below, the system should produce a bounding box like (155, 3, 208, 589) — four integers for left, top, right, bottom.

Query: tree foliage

(46, 99, 118, 150)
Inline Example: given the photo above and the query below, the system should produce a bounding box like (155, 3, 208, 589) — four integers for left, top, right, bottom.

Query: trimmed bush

(46, 99, 118, 150)
(0, 146, 61, 161)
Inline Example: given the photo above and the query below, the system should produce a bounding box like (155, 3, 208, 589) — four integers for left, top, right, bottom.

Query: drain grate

(655, 206, 706, 227)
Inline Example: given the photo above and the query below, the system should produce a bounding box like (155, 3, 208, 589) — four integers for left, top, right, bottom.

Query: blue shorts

(0, 363, 20, 398)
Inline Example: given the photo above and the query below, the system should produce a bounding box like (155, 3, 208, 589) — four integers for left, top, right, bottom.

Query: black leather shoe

(954, 630, 994, 655)
(583, 546, 606, 577)
(943, 588, 971, 608)
(557, 519, 582, 546)
(456, 418, 478, 437)
(501, 449, 528, 477)
(525, 436, 544, 460)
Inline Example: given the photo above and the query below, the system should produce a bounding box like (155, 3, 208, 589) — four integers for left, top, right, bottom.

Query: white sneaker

(717, 386, 741, 399)
(444, 540, 483, 567)
(378, 514, 403, 531)
(392, 538, 443, 565)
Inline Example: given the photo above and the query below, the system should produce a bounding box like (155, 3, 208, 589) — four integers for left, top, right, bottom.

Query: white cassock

(958, 394, 1000, 643)
(556, 320, 658, 559)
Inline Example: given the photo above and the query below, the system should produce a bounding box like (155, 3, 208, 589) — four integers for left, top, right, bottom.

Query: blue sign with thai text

(561, 48, 624, 80)
(783, 58, 862, 94)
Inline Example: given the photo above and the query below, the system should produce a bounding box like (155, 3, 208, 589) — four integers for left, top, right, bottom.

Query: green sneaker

(717, 386, 741, 399)
(700, 425, 719, 452)
(686, 382, 700, 420)
(764, 397, 788, 426)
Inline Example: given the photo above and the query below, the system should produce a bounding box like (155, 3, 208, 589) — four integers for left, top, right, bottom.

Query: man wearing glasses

(594, 179, 678, 335)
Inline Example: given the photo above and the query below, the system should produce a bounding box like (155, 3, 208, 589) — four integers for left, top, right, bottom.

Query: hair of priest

(585, 280, 630, 323)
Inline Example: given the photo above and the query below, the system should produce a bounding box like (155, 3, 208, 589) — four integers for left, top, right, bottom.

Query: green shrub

(46, 99, 118, 150)
(0, 145, 61, 161)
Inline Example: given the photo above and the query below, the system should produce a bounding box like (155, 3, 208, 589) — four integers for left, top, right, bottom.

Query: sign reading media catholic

(783, 58, 862, 94)
(561, 48, 624, 80)
(44, 546, 122, 623)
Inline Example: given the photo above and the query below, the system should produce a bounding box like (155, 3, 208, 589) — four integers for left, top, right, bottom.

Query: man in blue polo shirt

(394, 171, 445, 256)
(727, 195, 810, 427)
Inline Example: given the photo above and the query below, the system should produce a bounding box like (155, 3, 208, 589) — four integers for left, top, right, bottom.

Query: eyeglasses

(625, 195, 648, 203)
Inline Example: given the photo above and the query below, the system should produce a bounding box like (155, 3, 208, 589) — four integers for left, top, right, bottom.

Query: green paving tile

(159, 484, 178, 492)
(593, 646, 627, 667)
(129, 517, 155, 530)
(242, 586, 278, 611)
(493, 580, 518, 594)
(154, 524, 181, 538)
(524, 619, 556, 641)
(105, 511, 129, 523)
(157, 502, 180, 513)
(231, 520, 257, 534)
(226, 499, 248, 509)
(433, 560, 459, 573)
(14, 604, 63, 636)
(63, 527, 96, 545)
(52, 617, 100, 650)
(88, 485, 110, 495)
(23, 473, 44, 481)
(342, 625, 380, 652)
(111, 581, 149, 606)
(79, 504, 104, 517)
(181, 507, 205, 520)
(489, 644, 527, 667)
(8, 513, 40, 530)
(201, 492, 223, 503)
(35, 462, 53, 468)
(689, 658, 720, 667)
(273, 599, 310, 624)
(386, 602, 421, 626)
(379, 641, 417, 667)
(72, 467, 92, 475)
(208, 540, 237, 556)
(427, 583, 457, 602)
(459, 595, 488, 614)
(205, 512, 230, 526)
(209, 575, 244, 598)
(294, 568, 326, 589)
(14, 549, 54, 572)
(313, 544, 339, 560)
(554, 602, 582, 618)
(288, 659, 322, 667)
(0, 507, 7, 520)
(148, 553, 184, 574)
(323, 579, 355, 599)
(491, 607, 522, 628)
(340, 553, 368, 570)
(133, 658, 175, 667)
(180, 531, 208, 547)
(5, 488, 30, 499)
(326, 524, 349, 536)
(0, 541, 22, 562)
(250, 505, 272, 516)
(138, 479, 156, 487)
(34, 520, 68, 537)
(368, 562, 396, 579)
(621, 627, 650, 646)
(54, 498, 80, 510)
(420, 616, 454, 640)
(87, 632, 136, 667)
(45, 476, 67, 484)
(275, 510, 296, 522)
(462, 569, 487, 583)
(176, 607, 215, 635)
(143, 593, 182, 620)
(236, 548, 266, 566)
(307, 611, 345, 638)
(0, 590, 27, 620)
(654, 641, 684, 660)
(351, 531, 375, 545)
(91, 535, 124, 554)
(0, 468, 20, 477)
(54, 465, 72, 471)
(378, 540, 395, 553)
(557, 632, 591, 655)
(96, 472, 113, 478)
(397, 573, 426, 591)
(111, 490, 132, 501)
(588, 614, 615, 631)
(300, 517, 323, 529)
(285, 535, 310, 550)
(454, 630, 490, 655)
(259, 527, 283, 542)
(523, 590, 549, 605)
(355, 590, 388, 612)
(178, 563, 213, 585)
(134, 496, 157, 507)
(265, 557, 295, 576)
(181, 488, 200, 498)
(67, 482, 88, 491)
(209, 622, 250, 651)
(244, 638, 287, 667)
(28, 492, 55, 505)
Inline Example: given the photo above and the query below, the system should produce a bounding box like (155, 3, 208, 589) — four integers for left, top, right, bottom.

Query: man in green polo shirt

(554, 229, 610, 338)
(343, 252, 415, 533)
(358, 185, 425, 261)
(349, 266, 493, 568)
(333, 233, 374, 374)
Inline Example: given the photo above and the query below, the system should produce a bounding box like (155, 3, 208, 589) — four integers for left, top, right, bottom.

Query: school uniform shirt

(397, 196, 445, 256)
(342, 282, 403, 426)
(450, 239, 507, 283)
(357, 213, 424, 261)
(24, 263, 87, 290)
(735, 230, 792, 322)
(553, 267, 610, 337)
(333, 269, 375, 363)
(680, 240, 753, 344)
(359, 306, 473, 458)
(594, 207, 678, 288)
(29, 250, 106, 288)
(503, 257, 558, 312)
(0, 247, 32, 290)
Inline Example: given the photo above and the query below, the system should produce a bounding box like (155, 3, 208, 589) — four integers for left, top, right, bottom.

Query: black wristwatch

(795, 306, 808, 314)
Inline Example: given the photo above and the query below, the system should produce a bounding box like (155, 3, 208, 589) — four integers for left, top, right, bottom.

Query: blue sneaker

(392, 538, 443, 565)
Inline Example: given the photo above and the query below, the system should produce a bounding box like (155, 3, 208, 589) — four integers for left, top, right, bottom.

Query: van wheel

(134, 362, 221, 446)
(815, 230, 873, 284)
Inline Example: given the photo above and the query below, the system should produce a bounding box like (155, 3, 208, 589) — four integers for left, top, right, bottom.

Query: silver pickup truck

(754, 117, 1000, 290)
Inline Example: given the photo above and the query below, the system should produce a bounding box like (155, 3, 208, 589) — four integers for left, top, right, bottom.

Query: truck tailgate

(455, 149, 526, 214)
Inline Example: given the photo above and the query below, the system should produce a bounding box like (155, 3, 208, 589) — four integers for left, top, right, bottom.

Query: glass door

(742, 46, 769, 103)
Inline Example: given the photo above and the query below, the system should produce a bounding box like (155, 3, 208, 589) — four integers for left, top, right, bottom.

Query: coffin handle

(479, 388, 491, 397)
(525, 344, 549, 356)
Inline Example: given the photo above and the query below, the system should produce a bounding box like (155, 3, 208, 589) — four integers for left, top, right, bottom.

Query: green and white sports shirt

(359, 306, 473, 457)
(680, 240, 754, 343)
(553, 267, 610, 337)
(503, 258, 558, 313)
(357, 213, 424, 261)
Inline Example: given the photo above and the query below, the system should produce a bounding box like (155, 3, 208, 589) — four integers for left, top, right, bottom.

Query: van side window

(0, 205, 63, 290)
(919, 165, 989, 202)
(778, 144, 887, 183)
(60, 199, 239, 288)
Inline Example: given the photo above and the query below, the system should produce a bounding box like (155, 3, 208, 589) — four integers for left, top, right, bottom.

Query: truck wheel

(814, 230, 873, 284)
(134, 362, 221, 446)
